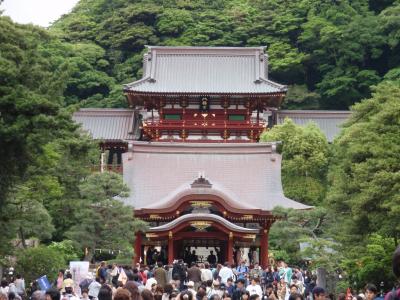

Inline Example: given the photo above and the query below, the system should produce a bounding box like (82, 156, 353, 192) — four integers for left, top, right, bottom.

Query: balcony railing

(143, 120, 266, 131)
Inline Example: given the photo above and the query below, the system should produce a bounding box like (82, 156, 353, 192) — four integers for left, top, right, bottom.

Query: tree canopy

(260, 119, 330, 206)
(66, 172, 147, 260)
(327, 81, 400, 243)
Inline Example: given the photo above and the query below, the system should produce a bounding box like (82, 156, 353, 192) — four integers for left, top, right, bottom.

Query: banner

(36, 275, 51, 291)
(69, 261, 90, 296)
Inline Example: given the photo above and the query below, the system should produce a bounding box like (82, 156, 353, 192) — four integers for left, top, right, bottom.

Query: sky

(0, 0, 80, 27)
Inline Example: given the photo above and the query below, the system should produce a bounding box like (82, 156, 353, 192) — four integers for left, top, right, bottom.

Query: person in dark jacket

(232, 279, 246, 300)
(172, 260, 186, 290)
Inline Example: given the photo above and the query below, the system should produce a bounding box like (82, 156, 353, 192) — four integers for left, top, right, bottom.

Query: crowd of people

(1, 252, 399, 300)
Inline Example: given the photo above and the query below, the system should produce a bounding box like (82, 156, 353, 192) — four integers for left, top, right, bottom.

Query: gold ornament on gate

(190, 221, 212, 231)
(146, 233, 158, 238)
(241, 214, 253, 220)
(190, 200, 212, 208)
(243, 234, 256, 241)
(149, 214, 161, 220)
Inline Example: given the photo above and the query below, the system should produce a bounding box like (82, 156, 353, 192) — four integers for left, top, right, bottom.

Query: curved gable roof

(149, 213, 259, 234)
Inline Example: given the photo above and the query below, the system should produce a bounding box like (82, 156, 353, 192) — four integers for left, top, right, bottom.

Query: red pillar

(168, 231, 174, 264)
(260, 228, 269, 268)
(134, 232, 142, 265)
(227, 232, 234, 265)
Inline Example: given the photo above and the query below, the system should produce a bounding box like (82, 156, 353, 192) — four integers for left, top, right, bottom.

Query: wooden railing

(143, 120, 266, 131)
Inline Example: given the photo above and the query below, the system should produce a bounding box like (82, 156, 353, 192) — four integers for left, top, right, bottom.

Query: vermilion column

(260, 228, 269, 268)
(134, 232, 142, 265)
(227, 232, 234, 265)
(168, 231, 174, 264)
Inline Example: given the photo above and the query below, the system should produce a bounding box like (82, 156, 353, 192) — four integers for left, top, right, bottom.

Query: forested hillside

(1, 0, 400, 286)
(47, 0, 400, 109)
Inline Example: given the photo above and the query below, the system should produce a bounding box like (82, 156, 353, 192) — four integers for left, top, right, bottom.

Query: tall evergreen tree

(327, 81, 400, 244)
(66, 172, 146, 261)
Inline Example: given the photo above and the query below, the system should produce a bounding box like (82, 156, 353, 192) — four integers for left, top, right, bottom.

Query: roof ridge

(147, 45, 267, 51)
(77, 108, 134, 111)
(278, 110, 351, 114)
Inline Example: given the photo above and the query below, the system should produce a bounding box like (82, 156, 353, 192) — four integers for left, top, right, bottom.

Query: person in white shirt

(201, 263, 213, 282)
(145, 277, 157, 291)
(14, 275, 25, 298)
(219, 263, 234, 285)
(246, 278, 263, 298)
(187, 281, 197, 297)
(8, 280, 21, 300)
(208, 281, 224, 298)
(0, 280, 9, 296)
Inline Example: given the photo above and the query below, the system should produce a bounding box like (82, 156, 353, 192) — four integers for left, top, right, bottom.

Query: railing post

(100, 152, 105, 173)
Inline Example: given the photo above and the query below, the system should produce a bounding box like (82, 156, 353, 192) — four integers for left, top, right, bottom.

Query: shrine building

(73, 46, 350, 267)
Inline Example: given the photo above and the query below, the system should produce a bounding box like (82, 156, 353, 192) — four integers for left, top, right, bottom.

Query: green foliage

(341, 234, 396, 288)
(327, 81, 400, 287)
(0, 15, 102, 255)
(4, 184, 55, 245)
(283, 85, 321, 109)
(0, 16, 65, 206)
(300, 238, 341, 273)
(48, 240, 83, 263)
(65, 172, 147, 260)
(269, 249, 290, 264)
(261, 119, 330, 205)
(269, 206, 332, 265)
(327, 82, 400, 241)
(15, 246, 66, 284)
(157, 9, 193, 36)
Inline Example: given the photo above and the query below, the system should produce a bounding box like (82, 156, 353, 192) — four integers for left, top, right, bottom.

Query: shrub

(15, 246, 66, 284)
(48, 240, 82, 263)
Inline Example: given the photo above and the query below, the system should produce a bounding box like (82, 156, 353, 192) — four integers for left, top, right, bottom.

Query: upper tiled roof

(122, 142, 312, 211)
(72, 108, 136, 141)
(277, 110, 351, 142)
(124, 46, 287, 95)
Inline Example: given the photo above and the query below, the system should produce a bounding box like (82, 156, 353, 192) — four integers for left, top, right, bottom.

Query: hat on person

(187, 281, 194, 287)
